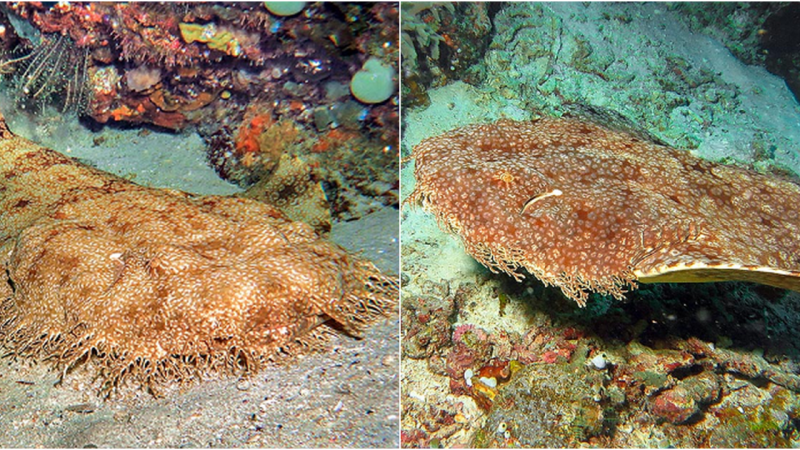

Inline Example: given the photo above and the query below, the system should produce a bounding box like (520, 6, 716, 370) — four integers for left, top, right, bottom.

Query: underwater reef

(401, 3, 800, 448)
(0, 4, 401, 446)
(0, 2, 399, 222)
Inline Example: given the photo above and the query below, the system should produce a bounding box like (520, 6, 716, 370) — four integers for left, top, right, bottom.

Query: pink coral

(452, 323, 488, 344)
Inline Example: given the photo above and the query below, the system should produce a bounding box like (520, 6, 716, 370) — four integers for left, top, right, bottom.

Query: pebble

(381, 354, 395, 367)
(464, 369, 474, 387)
(478, 376, 497, 388)
(409, 391, 426, 402)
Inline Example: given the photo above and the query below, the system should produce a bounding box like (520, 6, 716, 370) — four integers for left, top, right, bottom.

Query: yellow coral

(179, 22, 242, 57)
(178, 22, 207, 44)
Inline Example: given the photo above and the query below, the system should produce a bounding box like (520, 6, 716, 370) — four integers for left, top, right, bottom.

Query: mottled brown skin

(408, 118, 800, 306)
(0, 113, 397, 394)
(240, 153, 332, 234)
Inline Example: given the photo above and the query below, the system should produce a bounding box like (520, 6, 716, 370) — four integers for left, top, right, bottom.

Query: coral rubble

(400, 270, 800, 448)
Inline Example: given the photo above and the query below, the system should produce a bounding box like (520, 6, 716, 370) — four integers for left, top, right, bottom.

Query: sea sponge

(264, 1, 306, 17)
(125, 66, 162, 92)
(350, 57, 395, 104)
(179, 22, 243, 57)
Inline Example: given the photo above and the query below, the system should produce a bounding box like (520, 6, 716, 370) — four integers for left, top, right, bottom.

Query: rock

(706, 383, 800, 447)
(651, 370, 720, 424)
(652, 387, 698, 424)
(475, 362, 606, 447)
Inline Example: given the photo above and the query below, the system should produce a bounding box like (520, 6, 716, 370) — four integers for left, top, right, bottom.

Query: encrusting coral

(0, 112, 397, 395)
(407, 117, 800, 306)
